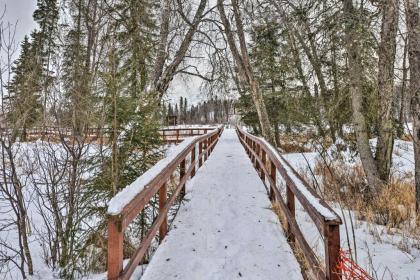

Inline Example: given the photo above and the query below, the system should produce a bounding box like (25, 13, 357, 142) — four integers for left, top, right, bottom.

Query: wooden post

(270, 161, 276, 201)
(204, 139, 208, 161)
(176, 129, 179, 143)
(108, 216, 123, 280)
(255, 144, 261, 174)
(261, 150, 266, 181)
(206, 138, 210, 157)
(180, 159, 186, 196)
(159, 183, 168, 242)
(325, 224, 341, 280)
(191, 146, 196, 177)
(199, 142, 203, 167)
(252, 141, 256, 165)
(286, 184, 295, 243)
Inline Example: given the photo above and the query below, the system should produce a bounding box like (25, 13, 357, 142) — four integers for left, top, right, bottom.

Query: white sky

(0, 0, 37, 45)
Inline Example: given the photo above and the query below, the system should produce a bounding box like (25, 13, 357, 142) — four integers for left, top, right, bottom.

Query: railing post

(270, 161, 276, 201)
(191, 146, 196, 177)
(204, 139, 208, 161)
(176, 129, 179, 143)
(255, 144, 261, 174)
(108, 216, 123, 280)
(159, 183, 168, 242)
(206, 138, 210, 158)
(286, 184, 295, 243)
(261, 150, 266, 181)
(325, 224, 341, 280)
(199, 141, 203, 167)
(180, 159, 186, 196)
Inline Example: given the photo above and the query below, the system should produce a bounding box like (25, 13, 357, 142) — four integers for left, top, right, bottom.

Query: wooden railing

(159, 127, 218, 144)
(236, 127, 342, 280)
(0, 126, 220, 144)
(107, 127, 223, 280)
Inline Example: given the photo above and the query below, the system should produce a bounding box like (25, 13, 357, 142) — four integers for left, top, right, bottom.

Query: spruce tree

(8, 36, 43, 140)
(31, 0, 59, 123)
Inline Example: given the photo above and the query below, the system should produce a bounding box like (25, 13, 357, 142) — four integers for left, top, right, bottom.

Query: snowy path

(141, 129, 303, 280)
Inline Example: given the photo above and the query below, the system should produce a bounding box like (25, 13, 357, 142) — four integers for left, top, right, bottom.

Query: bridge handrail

(159, 127, 220, 143)
(107, 126, 223, 280)
(0, 126, 221, 144)
(236, 126, 342, 280)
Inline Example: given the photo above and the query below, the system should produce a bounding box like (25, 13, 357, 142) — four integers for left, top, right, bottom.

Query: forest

(0, 0, 419, 279)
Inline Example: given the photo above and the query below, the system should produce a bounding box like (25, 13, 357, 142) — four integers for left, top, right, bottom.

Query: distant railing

(159, 127, 219, 144)
(0, 126, 221, 144)
(236, 126, 342, 280)
(107, 127, 223, 280)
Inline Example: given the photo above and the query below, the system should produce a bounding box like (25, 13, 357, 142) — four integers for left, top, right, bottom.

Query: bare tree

(217, 0, 275, 143)
(342, 0, 383, 191)
(404, 0, 420, 211)
(376, 0, 399, 182)
(150, 0, 209, 104)
(0, 14, 34, 279)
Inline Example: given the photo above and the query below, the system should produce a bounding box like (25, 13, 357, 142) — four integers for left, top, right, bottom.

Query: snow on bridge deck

(141, 129, 303, 280)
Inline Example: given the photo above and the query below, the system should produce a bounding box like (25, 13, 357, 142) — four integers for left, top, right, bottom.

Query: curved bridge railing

(236, 126, 342, 280)
(107, 127, 223, 280)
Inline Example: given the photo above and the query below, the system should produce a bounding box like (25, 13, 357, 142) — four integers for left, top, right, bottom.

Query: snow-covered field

(283, 139, 420, 279)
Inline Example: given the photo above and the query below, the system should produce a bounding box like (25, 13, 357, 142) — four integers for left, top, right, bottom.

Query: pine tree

(32, 0, 59, 123)
(179, 96, 184, 123)
(183, 97, 188, 123)
(8, 36, 43, 140)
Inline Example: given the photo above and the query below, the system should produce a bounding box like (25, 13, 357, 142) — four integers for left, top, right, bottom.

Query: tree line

(163, 96, 235, 125)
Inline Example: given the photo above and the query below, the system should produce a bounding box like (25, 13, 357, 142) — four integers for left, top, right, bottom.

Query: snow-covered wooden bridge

(106, 127, 343, 280)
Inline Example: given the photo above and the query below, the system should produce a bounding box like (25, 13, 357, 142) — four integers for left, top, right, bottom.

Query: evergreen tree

(7, 36, 43, 140)
(32, 0, 59, 123)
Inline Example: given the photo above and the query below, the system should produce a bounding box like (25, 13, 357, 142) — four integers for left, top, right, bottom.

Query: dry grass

(313, 161, 418, 231)
(278, 132, 319, 153)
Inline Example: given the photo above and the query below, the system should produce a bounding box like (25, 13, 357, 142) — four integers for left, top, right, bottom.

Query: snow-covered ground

(0, 140, 103, 279)
(282, 139, 420, 279)
(141, 129, 303, 280)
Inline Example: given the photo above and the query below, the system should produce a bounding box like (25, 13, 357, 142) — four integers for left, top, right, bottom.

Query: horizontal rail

(0, 126, 220, 144)
(107, 127, 223, 280)
(159, 127, 220, 144)
(236, 126, 342, 280)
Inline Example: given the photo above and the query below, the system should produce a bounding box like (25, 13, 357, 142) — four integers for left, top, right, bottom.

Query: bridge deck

(141, 129, 303, 280)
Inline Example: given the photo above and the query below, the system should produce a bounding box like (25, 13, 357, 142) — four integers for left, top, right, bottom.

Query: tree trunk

(404, 0, 420, 212)
(217, 0, 275, 144)
(397, 36, 409, 138)
(342, 0, 383, 192)
(376, 0, 399, 181)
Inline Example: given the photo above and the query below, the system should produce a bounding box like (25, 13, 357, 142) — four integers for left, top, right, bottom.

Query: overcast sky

(1, 0, 37, 44)
(0, 0, 204, 105)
